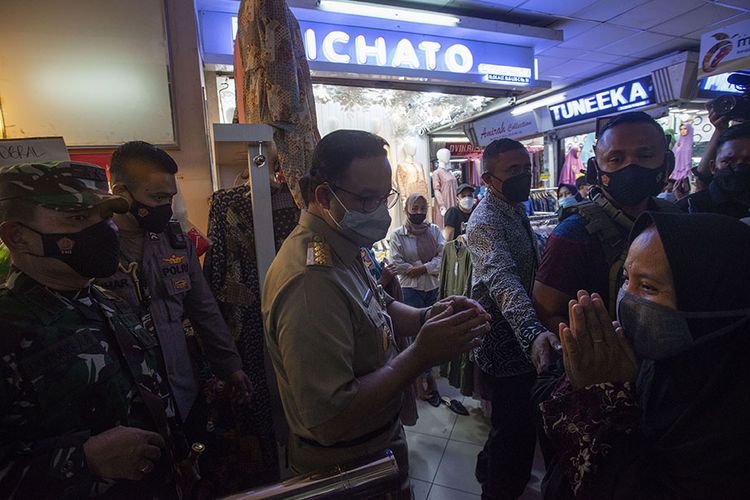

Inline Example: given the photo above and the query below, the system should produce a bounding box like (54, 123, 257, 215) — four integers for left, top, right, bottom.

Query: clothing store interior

(1, 0, 749, 499)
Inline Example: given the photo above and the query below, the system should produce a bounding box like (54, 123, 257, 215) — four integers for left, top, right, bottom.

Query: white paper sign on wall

(0, 137, 70, 167)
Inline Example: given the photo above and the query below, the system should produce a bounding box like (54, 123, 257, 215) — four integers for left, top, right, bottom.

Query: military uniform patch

(57, 237, 75, 254)
(306, 235, 333, 267)
(162, 254, 185, 265)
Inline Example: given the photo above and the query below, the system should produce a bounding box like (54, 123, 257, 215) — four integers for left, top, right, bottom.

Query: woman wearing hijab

(539, 212, 750, 499)
(559, 145, 584, 186)
(557, 183, 579, 210)
(671, 122, 694, 181)
(389, 194, 446, 405)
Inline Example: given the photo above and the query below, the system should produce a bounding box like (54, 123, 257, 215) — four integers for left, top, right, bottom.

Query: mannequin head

(371, 119, 384, 137)
(436, 148, 451, 167)
(402, 139, 418, 160)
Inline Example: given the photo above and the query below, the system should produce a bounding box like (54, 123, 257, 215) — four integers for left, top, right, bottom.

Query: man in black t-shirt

(443, 183, 475, 241)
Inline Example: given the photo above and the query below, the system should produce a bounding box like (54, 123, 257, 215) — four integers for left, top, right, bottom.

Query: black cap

(457, 183, 475, 196)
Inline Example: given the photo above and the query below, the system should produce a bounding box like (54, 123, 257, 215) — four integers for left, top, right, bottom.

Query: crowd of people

(0, 107, 748, 500)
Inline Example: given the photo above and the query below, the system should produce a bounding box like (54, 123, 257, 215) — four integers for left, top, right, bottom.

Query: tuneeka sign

(549, 77, 656, 127)
(471, 111, 539, 147)
(298, 21, 534, 86)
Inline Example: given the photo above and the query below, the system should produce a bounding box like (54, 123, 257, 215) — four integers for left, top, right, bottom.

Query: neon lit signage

(548, 77, 656, 127)
(299, 20, 532, 86)
(198, 11, 538, 88)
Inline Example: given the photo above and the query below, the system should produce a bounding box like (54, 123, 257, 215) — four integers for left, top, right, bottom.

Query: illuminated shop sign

(298, 20, 533, 86)
(471, 110, 539, 147)
(548, 76, 656, 127)
(197, 11, 536, 88)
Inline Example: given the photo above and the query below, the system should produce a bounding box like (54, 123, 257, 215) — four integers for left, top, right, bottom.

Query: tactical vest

(560, 189, 682, 315)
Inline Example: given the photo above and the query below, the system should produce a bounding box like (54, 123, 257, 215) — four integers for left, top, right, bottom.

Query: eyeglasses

(330, 184, 400, 213)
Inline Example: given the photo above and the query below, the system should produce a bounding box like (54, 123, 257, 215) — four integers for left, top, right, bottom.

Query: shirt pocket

(159, 262, 192, 322)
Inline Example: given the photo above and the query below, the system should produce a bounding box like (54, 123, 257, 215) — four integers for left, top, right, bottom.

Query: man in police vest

(102, 141, 250, 424)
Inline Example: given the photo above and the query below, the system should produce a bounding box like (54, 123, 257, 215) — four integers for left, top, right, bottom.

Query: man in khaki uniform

(263, 130, 491, 493)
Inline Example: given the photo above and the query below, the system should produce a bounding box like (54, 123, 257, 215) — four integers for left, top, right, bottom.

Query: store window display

(395, 138, 429, 206)
(671, 122, 694, 181)
(432, 148, 458, 228)
(559, 145, 584, 186)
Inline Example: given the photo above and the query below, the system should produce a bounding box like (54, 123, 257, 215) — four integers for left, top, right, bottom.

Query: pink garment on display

(432, 167, 457, 228)
(559, 146, 583, 186)
(671, 123, 694, 181)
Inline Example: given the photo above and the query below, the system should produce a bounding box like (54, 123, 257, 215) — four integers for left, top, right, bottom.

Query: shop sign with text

(471, 111, 539, 147)
(197, 10, 536, 88)
(699, 18, 750, 79)
(298, 21, 533, 86)
(0, 137, 69, 167)
(445, 143, 482, 155)
(548, 77, 655, 127)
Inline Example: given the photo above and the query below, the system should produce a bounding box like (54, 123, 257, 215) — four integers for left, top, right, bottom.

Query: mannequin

(671, 122, 694, 181)
(396, 138, 429, 204)
(432, 148, 458, 228)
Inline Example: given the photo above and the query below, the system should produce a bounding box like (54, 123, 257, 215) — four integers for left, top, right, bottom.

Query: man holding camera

(680, 122, 750, 219)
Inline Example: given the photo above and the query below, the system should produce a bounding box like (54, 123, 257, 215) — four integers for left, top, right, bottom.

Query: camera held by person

(709, 72, 750, 122)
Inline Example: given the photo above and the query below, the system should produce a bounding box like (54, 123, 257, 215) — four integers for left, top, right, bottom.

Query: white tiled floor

(406, 377, 543, 500)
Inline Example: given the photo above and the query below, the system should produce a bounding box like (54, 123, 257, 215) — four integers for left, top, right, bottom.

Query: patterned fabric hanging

(236, 0, 320, 208)
(194, 184, 300, 496)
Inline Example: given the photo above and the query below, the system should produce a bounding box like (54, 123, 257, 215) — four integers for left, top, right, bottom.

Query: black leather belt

(297, 416, 398, 449)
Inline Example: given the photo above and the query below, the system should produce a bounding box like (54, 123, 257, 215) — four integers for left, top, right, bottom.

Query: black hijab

(628, 212, 750, 494)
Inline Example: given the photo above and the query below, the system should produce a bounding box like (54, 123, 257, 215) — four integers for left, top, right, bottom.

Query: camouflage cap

(0, 161, 128, 213)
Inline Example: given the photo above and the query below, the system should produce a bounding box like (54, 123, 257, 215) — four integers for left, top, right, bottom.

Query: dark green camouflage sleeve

(0, 357, 95, 498)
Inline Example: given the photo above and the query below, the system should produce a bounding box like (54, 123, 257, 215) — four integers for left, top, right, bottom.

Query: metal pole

(247, 142, 276, 288)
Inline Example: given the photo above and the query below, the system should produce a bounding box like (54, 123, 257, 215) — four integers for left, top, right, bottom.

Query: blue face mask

(559, 196, 577, 209)
(616, 289, 750, 361)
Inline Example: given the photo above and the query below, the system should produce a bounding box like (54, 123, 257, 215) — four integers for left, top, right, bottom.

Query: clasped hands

(560, 290, 639, 389)
(414, 296, 491, 366)
(404, 264, 427, 278)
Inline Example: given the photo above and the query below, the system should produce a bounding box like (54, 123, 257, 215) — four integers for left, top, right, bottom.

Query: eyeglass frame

(327, 183, 400, 213)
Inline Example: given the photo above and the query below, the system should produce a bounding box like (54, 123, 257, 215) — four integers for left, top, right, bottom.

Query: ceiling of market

(358, 0, 750, 87)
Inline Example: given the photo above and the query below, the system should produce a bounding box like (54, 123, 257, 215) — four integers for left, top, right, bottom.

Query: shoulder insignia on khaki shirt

(306, 235, 333, 267)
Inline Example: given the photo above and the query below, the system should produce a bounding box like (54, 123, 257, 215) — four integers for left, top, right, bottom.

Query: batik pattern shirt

(466, 191, 548, 377)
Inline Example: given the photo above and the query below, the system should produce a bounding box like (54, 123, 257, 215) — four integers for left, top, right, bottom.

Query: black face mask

(408, 213, 427, 225)
(711, 164, 750, 195)
(22, 219, 120, 278)
(495, 172, 532, 203)
(599, 163, 667, 207)
(130, 197, 173, 233)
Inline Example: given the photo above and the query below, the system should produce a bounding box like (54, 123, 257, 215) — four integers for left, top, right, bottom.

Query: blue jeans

(402, 288, 438, 309)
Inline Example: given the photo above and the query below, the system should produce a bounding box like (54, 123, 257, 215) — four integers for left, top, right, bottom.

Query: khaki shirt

(262, 211, 401, 454)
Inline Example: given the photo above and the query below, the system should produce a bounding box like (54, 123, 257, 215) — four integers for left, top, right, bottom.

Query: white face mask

(459, 197, 474, 211)
(326, 188, 392, 247)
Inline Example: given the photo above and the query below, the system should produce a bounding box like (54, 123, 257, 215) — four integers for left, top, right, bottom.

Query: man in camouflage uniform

(0, 161, 184, 498)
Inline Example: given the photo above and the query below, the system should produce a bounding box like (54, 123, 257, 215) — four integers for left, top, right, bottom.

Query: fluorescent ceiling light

(433, 136, 470, 142)
(511, 94, 566, 116)
(319, 0, 460, 27)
